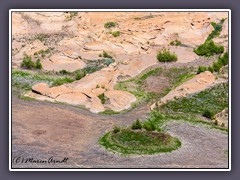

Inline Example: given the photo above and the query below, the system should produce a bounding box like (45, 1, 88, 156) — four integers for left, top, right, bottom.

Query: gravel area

(11, 96, 228, 169)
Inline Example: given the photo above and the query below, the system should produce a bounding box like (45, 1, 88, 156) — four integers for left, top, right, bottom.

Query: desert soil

(12, 95, 228, 169)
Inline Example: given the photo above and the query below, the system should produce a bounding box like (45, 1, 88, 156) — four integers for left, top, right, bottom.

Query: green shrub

(113, 126, 120, 134)
(59, 69, 71, 75)
(203, 109, 214, 119)
(35, 59, 43, 69)
(157, 48, 178, 62)
(194, 40, 224, 57)
(208, 66, 214, 73)
(197, 66, 207, 74)
(75, 70, 86, 80)
(218, 52, 229, 66)
(112, 31, 120, 37)
(214, 120, 218, 126)
(21, 54, 35, 69)
(98, 93, 107, 104)
(212, 61, 222, 72)
(131, 119, 142, 130)
(143, 122, 156, 131)
(102, 51, 112, 58)
(104, 22, 117, 28)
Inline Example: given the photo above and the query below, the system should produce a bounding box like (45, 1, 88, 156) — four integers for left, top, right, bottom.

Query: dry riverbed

(12, 95, 228, 169)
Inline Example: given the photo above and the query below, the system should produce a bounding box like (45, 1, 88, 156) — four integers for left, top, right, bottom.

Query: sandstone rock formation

(12, 12, 228, 113)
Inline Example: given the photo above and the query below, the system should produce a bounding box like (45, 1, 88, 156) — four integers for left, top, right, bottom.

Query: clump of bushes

(104, 22, 117, 28)
(59, 69, 71, 75)
(111, 31, 120, 37)
(157, 48, 178, 62)
(21, 54, 43, 70)
(21, 54, 35, 69)
(131, 119, 142, 130)
(170, 39, 182, 46)
(202, 109, 214, 119)
(196, 52, 229, 74)
(194, 40, 224, 57)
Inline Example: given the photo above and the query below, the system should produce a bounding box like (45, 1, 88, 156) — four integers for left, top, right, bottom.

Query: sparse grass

(115, 67, 195, 105)
(65, 12, 78, 21)
(161, 83, 228, 117)
(194, 40, 224, 57)
(99, 128, 181, 155)
(104, 22, 117, 28)
(33, 49, 51, 58)
(31, 34, 49, 42)
(101, 109, 120, 115)
(133, 14, 156, 20)
(157, 48, 178, 62)
(52, 77, 75, 86)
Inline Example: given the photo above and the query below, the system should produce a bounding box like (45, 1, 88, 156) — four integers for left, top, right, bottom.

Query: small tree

(35, 59, 43, 69)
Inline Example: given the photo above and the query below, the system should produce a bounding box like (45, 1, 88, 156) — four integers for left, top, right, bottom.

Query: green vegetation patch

(161, 83, 228, 117)
(104, 22, 117, 28)
(196, 52, 229, 74)
(65, 12, 78, 21)
(21, 54, 43, 70)
(99, 128, 181, 155)
(207, 19, 226, 41)
(170, 39, 182, 46)
(194, 40, 224, 57)
(157, 48, 178, 62)
(33, 49, 51, 58)
(115, 67, 195, 105)
(111, 31, 120, 37)
(98, 93, 109, 104)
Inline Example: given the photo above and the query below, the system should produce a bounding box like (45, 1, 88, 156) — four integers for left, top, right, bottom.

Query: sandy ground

(11, 95, 228, 169)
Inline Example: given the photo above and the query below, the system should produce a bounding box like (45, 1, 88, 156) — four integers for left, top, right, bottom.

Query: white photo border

(9, 9, 231, 171)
